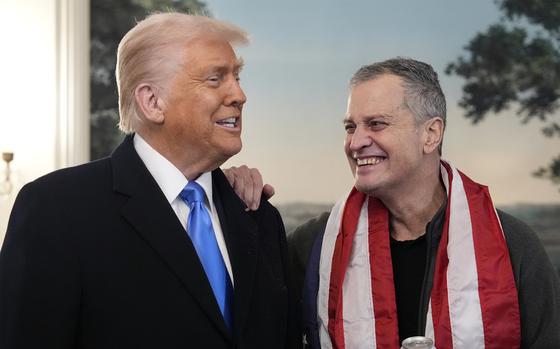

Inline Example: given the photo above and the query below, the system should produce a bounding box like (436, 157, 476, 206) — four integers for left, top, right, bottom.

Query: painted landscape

(277, 203, 560, 274)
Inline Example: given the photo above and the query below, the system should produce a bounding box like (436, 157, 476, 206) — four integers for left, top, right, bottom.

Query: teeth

(356, 157, 383, 166)
(216, 117, 237, 128)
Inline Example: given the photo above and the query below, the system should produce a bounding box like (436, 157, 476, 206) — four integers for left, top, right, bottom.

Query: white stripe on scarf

(444, 164, 485, 348)
(318, 196, 346, 349)
(318, 193, 379, 348)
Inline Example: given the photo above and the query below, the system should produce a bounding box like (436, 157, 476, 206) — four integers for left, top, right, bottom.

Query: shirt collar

(133, 134, 213, 205)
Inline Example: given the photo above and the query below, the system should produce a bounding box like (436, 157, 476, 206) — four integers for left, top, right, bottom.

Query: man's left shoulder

(212, 168, 285, 235)
(496, 211, 560, 346)
(250, 198, 284, 233)
(497, 209, 544, 256)
(497, 209, 558, 287)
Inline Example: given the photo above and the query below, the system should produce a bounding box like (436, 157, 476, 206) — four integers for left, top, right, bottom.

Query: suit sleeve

(287, 212, 330, 305)
(499, 210, 560, 348)
(0, 181, 81, 348)
(287, 212, 329, 349)
(268, 204, 302, 349)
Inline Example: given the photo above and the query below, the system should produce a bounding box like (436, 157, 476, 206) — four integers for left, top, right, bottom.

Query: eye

(367, 119, 387, 130)
(207, 75, 222, 86)
(344, 123, 356, 134)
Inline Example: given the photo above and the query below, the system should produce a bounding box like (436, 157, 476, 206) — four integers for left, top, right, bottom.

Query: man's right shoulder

(18, 157, 113, 199)
(288, 212, 330, 269)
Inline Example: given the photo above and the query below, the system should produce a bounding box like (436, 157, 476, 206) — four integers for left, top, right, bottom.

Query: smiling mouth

(215, 117, 239, 129)
(356, 156, 386, 166)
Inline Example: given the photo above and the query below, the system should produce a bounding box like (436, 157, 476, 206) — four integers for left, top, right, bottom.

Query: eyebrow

(343, 113, 394, 124)
(208, 60, 244, 77)
(236, 57, 245, 72)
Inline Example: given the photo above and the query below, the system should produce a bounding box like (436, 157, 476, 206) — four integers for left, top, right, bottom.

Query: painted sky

(208, 0, 560, 205)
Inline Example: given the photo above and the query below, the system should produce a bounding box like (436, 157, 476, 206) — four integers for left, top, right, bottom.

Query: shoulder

(24, 158, 112, 197)
(498, 209, 539, 243)
(497, 210, 560, 346)
(8, 158, 113, 229)
(251, 199, 285, 233)
(4, 161, 113, 256)
(212, 167, 284, 226)
(289, 212, 329, 244)
(13, 159, 112, 206)
(288, 212, 330, 269)
(497, 209, 548, 268)
(497, 209, 550, 276)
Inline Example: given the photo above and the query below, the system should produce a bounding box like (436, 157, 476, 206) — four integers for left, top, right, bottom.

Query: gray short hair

(350, 57, 446, 153)
(350, 57, 446, 124)
(116, 13, 249, 134)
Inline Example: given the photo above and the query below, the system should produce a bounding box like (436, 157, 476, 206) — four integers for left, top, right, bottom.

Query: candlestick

(0, 152, 14, 195)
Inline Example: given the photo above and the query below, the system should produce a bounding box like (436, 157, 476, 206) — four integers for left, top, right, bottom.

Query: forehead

(180, 37, 242, 70)
(347, 74, 404, 117)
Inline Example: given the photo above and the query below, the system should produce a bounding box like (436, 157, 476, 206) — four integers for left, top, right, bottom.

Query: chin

(354, 179, 380, 196)
(221, 141, 242, 158)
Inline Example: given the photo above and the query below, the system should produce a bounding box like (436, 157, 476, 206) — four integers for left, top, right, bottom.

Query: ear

(423, 117, 444, 154)
(134, 83, 165, 125)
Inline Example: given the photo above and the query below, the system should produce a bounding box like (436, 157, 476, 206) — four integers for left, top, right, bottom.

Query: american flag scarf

(316, 162, 520, 349)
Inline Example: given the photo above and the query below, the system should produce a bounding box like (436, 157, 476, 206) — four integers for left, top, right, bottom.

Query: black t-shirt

(390, 202, 446, 343)
(390, 234, 427, 342)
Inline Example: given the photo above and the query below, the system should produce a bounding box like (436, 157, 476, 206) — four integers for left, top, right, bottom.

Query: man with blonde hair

(0, 13, 297, 349)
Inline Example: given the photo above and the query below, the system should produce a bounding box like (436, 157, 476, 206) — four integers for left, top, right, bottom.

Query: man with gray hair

(228, 57, 560, 348)
(0, 13, 297, 349)
(294, 58, 559, 348)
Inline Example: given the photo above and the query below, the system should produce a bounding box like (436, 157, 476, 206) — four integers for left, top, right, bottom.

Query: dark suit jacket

(0, 136, 298, 349)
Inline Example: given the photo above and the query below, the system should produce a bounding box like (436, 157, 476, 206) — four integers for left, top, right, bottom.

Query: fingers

(249, 168, 264, 211)
(223, 165, 267, 211)
(224, 167, 236, 186)
(233, 165, 253, 209)
(263, 184, 275, 199)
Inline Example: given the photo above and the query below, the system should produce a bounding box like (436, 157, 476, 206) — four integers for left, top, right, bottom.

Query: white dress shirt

(133, 134, 234, 284)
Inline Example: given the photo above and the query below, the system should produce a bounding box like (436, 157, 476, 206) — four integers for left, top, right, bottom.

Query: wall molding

(55, 0, 90, 168)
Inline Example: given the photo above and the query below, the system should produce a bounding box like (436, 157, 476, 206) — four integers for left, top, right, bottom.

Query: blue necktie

(180, 181, 233, 330)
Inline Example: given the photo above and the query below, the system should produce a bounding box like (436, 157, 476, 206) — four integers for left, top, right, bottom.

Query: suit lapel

(111, 136, 230, 338)
(212, 169, 258, 341)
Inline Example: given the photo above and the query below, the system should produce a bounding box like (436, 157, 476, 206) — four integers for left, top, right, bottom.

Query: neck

(380, 164, 446, 241)
(138, 131, 222, 180)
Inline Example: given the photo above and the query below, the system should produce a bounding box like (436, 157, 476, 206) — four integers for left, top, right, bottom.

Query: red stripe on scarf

(328, 189, 366, 349)
(460, 172, 521, 348)
(431, 162, 454, 349)
(368, 197, 400, 348)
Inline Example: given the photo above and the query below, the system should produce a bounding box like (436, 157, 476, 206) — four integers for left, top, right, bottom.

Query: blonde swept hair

(116, 12, 249, 133)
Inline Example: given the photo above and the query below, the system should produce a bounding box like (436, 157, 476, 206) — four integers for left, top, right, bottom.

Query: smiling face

(344, 74, 429, 198)
(160, 37, 246, 173)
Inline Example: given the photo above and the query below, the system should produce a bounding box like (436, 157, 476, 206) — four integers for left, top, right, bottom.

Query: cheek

(344, 135, 352, 153)
(344, 139, 357, 173)
(403, 136, 424, 158)
(198, 91, 224, 112)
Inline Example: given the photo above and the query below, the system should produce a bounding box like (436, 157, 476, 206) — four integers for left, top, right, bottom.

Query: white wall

(0, 0, 89, 244)
(0, 0, 58, 240)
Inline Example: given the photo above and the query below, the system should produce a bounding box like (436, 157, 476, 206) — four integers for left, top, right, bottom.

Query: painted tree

(90, 0, 208, 159)
(447, 0, 560, 189)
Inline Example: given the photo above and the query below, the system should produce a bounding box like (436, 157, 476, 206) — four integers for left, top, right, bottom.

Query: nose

(226, 78, 247, 108)
(347, 125, 373, 152)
